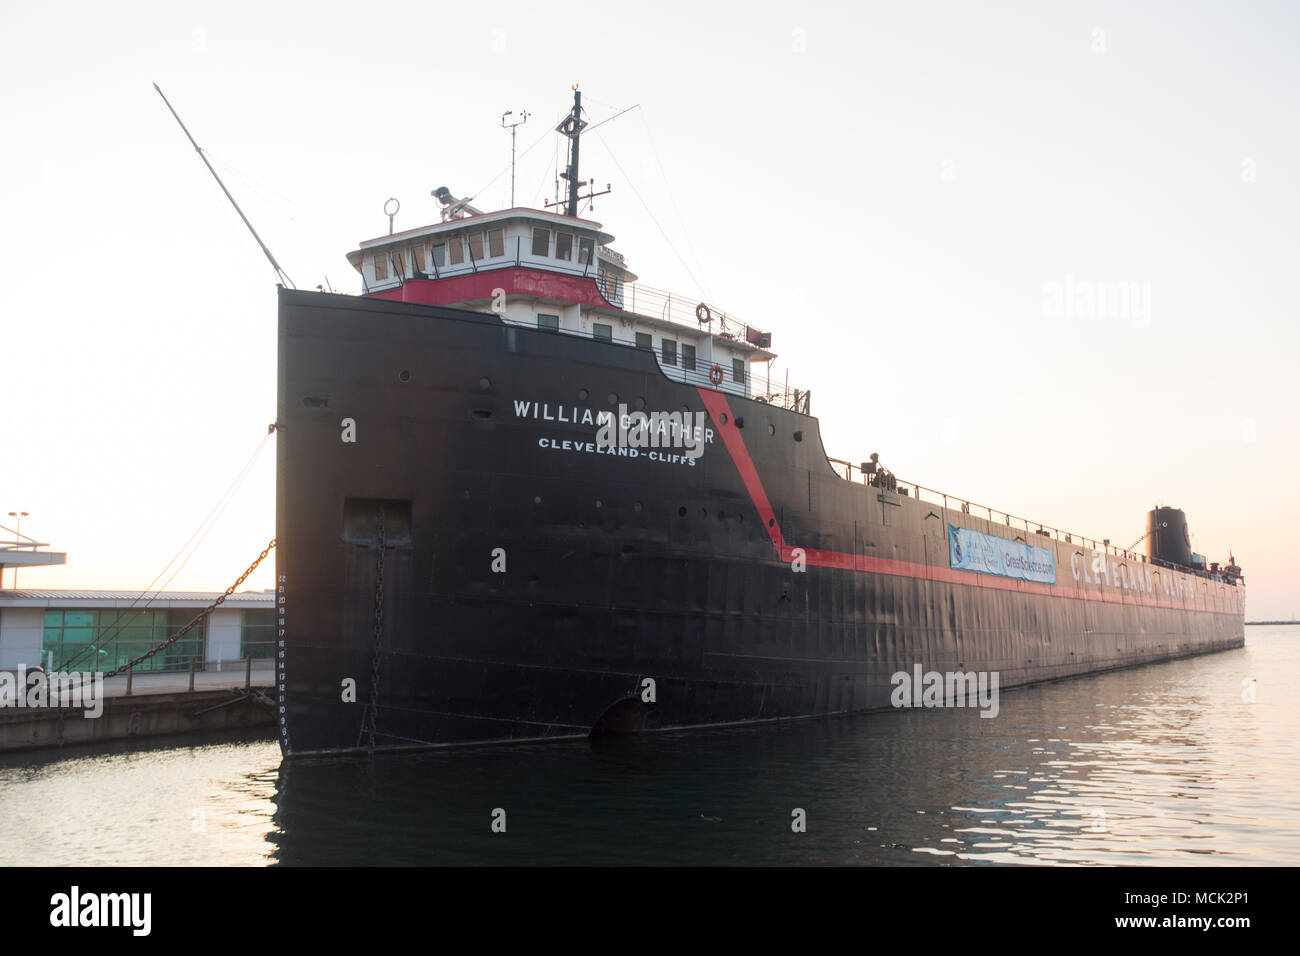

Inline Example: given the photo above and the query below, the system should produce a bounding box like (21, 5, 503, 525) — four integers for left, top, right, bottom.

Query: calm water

(2, 625, 1296, 866)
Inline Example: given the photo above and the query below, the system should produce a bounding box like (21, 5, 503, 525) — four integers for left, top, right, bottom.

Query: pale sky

(2, 0, 1297, 618)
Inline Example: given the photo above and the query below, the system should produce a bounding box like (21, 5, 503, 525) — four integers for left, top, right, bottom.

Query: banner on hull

(948, 525, 1057, 584)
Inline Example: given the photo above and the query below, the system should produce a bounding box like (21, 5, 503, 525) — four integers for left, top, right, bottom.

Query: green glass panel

(242, 609, 276, 659)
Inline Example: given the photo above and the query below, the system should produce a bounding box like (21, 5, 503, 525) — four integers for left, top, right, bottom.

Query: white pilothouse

(345, 87, 808, 410)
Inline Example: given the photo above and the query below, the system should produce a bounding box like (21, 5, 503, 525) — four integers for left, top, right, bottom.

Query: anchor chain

(102, 539, 277, 679)
(359, 505, 386, 752)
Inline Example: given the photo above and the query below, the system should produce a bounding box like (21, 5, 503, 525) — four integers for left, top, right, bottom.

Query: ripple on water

(0, 627, 1295, 865)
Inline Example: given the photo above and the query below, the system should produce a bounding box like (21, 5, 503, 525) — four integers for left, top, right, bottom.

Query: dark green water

(2, 626, 1295, 865)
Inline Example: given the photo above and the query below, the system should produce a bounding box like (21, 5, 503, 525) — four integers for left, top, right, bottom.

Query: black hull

(275, 289, 1244, 756)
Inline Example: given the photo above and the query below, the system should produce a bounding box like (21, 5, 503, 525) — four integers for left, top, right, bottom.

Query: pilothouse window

(488, 228, 504, 258)
(662, 338, 677, 366)
(555, 233, 573, 261)
(532, 228, 550, 256)
(374, 254, 388, 280)
(682, 343, 696, 371)
(578, 237, 594, 265)
(468, 233, 484, 261)
(448, 237, 463, 265)
(732, 358, 746, 384)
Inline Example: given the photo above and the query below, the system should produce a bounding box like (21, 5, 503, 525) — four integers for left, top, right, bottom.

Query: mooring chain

(360, 505, 386, 752)
(102, 540, 277, 679)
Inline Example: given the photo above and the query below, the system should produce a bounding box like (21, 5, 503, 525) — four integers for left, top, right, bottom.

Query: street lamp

(7, 511, 30, 589)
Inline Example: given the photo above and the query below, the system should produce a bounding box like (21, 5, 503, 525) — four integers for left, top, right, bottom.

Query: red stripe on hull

(696, 386, 1241, 617)
(696, 386, 789, 555)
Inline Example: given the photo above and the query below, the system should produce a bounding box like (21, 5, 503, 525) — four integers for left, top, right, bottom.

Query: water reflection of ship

(267, 648, 1257, 867)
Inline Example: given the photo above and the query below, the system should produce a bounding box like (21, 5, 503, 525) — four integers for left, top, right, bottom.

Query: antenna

(558, 86, 585, 216)
(543, 85, 613, 217)
(153, 83, 294, 289)
(544, 86, 611, 216)
(500, 109, 529, 207)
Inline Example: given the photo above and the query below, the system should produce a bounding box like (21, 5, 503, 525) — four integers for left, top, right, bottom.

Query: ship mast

(549, 85, 611, 217)
(557, 86, 587, 217)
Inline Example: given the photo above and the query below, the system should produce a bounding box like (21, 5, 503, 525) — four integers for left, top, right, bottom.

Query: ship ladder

(356, 504, 387, 752)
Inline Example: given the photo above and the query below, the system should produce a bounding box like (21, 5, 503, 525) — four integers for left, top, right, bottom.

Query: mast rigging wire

(591, 126, 713, 304)
(153, 83, 295, 289)
(57, 431, 273, 672)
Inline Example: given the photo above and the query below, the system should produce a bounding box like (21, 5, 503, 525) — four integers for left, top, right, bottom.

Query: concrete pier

(0, 663, 275, 752)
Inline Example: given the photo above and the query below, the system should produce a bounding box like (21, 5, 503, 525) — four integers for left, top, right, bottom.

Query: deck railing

(618, 281, 765, 349)
(356, 269, 771, 349)
(334, 273, 813, 414)
(517, 319, 811, 413)
(827, 458, 1162, 565)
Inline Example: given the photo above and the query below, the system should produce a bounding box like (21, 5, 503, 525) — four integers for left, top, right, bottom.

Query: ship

(274, 88, 1245, 756)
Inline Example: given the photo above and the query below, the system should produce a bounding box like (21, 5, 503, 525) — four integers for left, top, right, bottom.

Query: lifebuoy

(696, 303, 712, 324)
(708, 364, 724, 386)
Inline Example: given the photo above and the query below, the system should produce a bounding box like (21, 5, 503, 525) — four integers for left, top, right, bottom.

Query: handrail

(503, 317, 812, 414)
(824, 458, 1200, 567)
(620, 281, 767, 349)
(0, 524, 42, 549)
(356, 264, 772, 353)
(331, 272, 810, 411)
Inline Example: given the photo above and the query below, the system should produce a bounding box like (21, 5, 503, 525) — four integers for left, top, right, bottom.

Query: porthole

(607, 392, 619, 405)
(633, 501, 643, 513)
(595, 498, 603, 509)
(678, 506, 687, 517)
(768, 424, 776, 436)
(634, 396, 647, 411)
(533, 496, 542, 505)
(720, 412, 729, 425)
(793, 430, 803, 442)
(578, 388, 589, 401)
(734, 417, 744, 429)
(768, 517, 775, 527)
(398, 369, 412, 383)
(479, 376, 491, 390)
